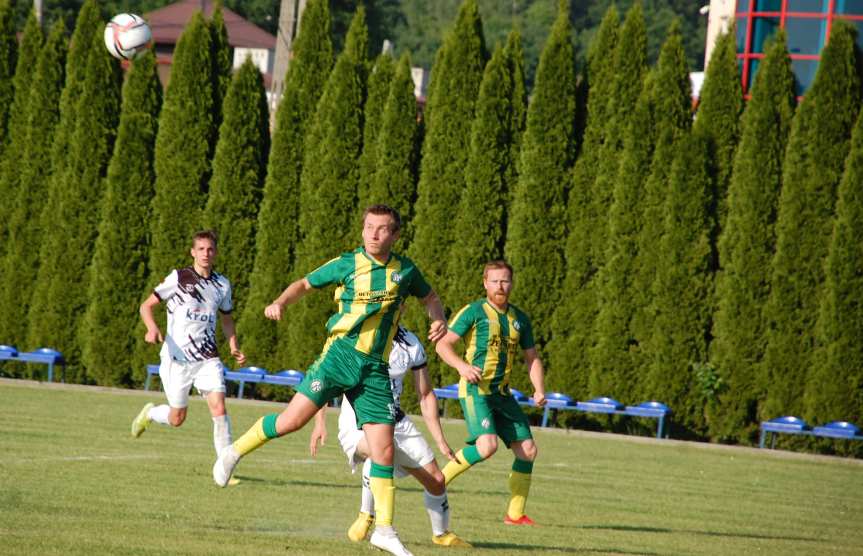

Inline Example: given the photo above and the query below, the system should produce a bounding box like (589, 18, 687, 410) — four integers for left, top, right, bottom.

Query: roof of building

(145, 0, 276, 50)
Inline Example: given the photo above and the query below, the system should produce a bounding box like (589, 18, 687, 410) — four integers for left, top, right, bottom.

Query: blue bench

(0, 345, 65, 382)
(145, 364, 304, 399)
(432, 384, 671, 439)
(759, 416, 863, 448)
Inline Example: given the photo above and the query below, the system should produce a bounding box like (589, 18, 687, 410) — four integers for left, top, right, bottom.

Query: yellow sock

(369, 477, 395, 526)
(443, 446, 483, 486)
(506, 470, 532, 519)
(233, 414, 278, 456)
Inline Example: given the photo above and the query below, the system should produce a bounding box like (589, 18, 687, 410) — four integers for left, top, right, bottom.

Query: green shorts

(459, 389, 533, 446)
(296, 336, 394, 427)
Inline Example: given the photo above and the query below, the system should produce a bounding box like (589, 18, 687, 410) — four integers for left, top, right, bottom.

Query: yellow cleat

(227, 477, 241, 486)
(432, 531, 472, 548)
(347, 511, 374, 542)
(131, 403, 154, 438)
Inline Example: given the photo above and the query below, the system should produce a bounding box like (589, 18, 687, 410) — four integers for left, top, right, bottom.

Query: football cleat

(370, 529, 414, 556)
(212, 446, 240, 488)
(504, 514, 535, 526)
(432, 531, 472, 547)
(130, 402, 154, 438)
(347, 511, 374, 542)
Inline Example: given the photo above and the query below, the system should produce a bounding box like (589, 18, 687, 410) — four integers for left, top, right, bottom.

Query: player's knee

(476, 436, 498, 459)
(169, 413, 186, 427)
(427, 469, 446, 496)
(522, 441, 538, 462)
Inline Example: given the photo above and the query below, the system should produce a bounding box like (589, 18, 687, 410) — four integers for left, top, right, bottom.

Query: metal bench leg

(541, 406, 550, 427)
(47, 362, 54, 383)
(657, 416, 664, 439)
(759, 429, 766, 448)
(237, 381, 245, 399)
(145, 375, 151, 391)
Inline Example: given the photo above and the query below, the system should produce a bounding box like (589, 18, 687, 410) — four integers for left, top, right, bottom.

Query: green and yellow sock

(369, 462, 395, 526)
(442, 445, 484, 486)
(506, 458, 533, 519)
(233, 414, 280, 457)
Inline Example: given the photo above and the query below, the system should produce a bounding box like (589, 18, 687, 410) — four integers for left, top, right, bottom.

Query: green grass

(1, 379, 861, 555)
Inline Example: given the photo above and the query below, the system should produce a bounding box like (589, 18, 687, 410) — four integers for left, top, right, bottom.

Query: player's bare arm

(219, 313, 246, 365)
(414, 365, 456, 462)
(140, 293, 164, 344)
(435, 331, 482, 383)
(524, 347, 546, 407)
(265, 277, 313, 320)
(309, 406, 328, 456)
(420, 290, 447, 343)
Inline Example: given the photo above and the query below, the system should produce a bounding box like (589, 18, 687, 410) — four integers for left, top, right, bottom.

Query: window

(752, 17, 780, 53)
(785, 18, 828, 54)
(787, 0, 829, 12)
(747, 59, 762, 91)
(791, 59, 819, 95)
(755, 0, 783, 11)
(737, 0, 751, 12)
(836, 0, 863, 15)
(736, 18, 749, 52)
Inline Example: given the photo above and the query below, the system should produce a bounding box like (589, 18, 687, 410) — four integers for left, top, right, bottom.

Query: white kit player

(131, 230, 246, 474)
(309, 326, 471, 548)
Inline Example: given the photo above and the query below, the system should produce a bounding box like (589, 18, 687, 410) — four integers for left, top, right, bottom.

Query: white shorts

(159, 356, 226, 408)
(338, 409, 436, 478)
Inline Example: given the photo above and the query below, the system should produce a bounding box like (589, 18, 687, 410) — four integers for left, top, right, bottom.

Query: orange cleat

(504, 514, 535, 526)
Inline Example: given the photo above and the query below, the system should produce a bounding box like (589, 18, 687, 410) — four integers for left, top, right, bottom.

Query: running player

(435, 260, 546, 525)
(309, 326, 470, 548)
(131, 230, 246, 473)
(213, 205, 446, 556)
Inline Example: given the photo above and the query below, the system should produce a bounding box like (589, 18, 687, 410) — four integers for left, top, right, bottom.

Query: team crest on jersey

(310, 379, 322, 393)
(513, 320, 521, 331)
(391, 271, 402, 284)
(481, 417, 491, 430)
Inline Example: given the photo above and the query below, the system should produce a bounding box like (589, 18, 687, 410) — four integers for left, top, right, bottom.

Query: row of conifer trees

(0, 0, 860, 449)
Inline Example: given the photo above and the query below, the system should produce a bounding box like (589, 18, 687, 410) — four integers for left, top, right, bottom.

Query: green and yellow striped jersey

(448, 299, 535, 397)
(306, 247, 431, 361)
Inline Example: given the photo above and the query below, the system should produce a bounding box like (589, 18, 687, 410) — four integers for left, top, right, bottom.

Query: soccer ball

(104, 13, 152, 60)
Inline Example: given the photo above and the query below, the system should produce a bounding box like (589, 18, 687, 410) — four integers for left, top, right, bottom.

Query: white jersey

(340, 327, 427, 428)
(153, 266, 233, 363)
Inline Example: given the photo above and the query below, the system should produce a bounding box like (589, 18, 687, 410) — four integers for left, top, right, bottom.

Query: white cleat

(213, 446, 240, 488)
(370, 529, 414, 556)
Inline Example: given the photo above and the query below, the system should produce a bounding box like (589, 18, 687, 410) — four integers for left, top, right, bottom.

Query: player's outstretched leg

(441, 445, 485, 485)
(504, 458, 535, 525)
(348, 459, 376, 541)
(213, 413, 279, 487)
(131, 402, 156, 438)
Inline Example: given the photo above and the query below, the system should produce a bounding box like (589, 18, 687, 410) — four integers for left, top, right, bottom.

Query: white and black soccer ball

(104, 13, 152, 60)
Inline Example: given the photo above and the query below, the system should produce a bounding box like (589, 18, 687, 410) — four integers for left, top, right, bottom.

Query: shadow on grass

(472, 541, 664, 555)
(232, 476, 356, 491)
(577, 524, 821, 543)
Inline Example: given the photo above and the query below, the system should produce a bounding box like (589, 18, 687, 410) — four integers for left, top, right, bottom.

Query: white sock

(148, 404, 171, 425)
(361, 458, 375, 515)
(424, 489, 449, 537)
(212, 414, 232, 456)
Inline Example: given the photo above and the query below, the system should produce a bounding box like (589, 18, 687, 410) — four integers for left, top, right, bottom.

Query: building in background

(146, 0, 276, 88)
(705, 0, 863, 95)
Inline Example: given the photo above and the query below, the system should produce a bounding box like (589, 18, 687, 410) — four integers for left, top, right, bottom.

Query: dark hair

(483, 259, 513, 279)
(362, 204, 401, 232)
(192, 229, 218, 248)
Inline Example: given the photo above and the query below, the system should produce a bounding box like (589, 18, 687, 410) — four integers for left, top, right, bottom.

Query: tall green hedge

(762, 20, 861, 420)
(26, 29, 122, 382)
(284, 8, 368, 370)
(631, 20, 691, 396)
(357, 52, 395, 215)
(202, 58, 270, 325)
(79, 51, 162, 386)
(0, 21, 67, 359)
(548, 6, 618, 396)
(591, 71, 656, 402)
(210, 4, 232, 132)
(367, 52, 421, 243)
(807, 108, 863, 434)
(505, 0, 577, 353)
(708, 32, 795, 442)
(239, 0, 332, 372)
(408, 0, 486, 307)
(646, 130, 714, 435)
(0, 10, 40, 259)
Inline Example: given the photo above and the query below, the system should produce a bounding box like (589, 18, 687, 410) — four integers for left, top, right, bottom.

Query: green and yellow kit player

(436, 260, 547, 526)
(213, 205, 447, 556)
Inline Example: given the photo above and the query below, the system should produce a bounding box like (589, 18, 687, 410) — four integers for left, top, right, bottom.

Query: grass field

(1, 379, 861, 555)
